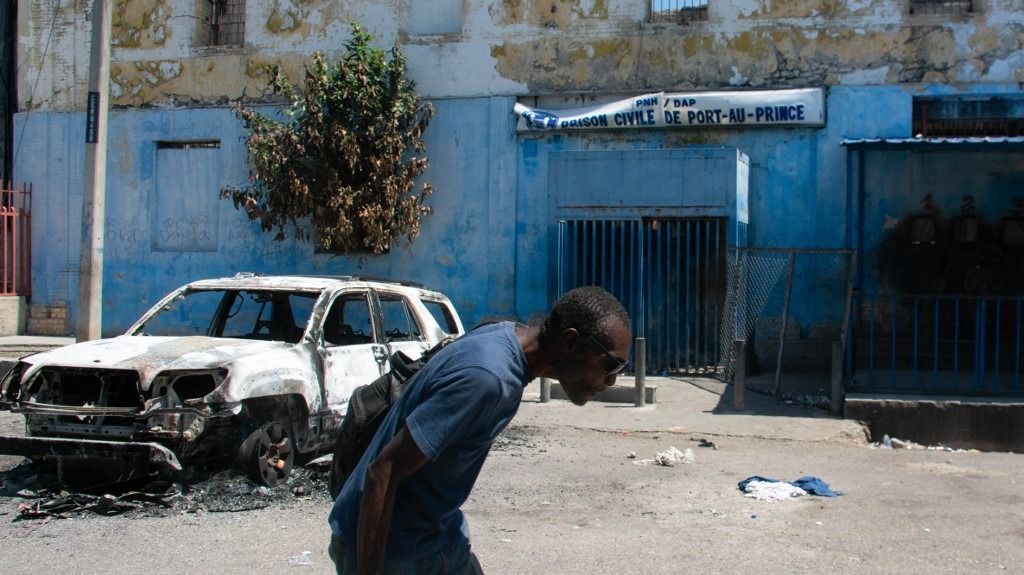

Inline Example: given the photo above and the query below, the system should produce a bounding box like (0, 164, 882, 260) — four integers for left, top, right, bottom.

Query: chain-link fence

(718, 248, 856, 397)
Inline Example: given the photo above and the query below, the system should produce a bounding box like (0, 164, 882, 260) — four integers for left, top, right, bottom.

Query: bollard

(634, 337, 646, 407)
(540, 377, 551, 403)
(831, 341, 843, 415)
(733, 340, 746, 411)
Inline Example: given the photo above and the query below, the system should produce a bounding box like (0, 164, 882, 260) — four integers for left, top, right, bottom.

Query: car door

(318, 290, 389, 412)
(375, 289, 431, 361)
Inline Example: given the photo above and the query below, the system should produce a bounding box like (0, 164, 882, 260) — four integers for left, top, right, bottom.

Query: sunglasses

(587, 333, 629, 375)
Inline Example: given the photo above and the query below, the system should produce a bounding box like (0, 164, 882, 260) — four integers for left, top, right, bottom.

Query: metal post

(634, 337, 646, 407)
(539, 377, 551, 403)
(77, 0, 112, 341)
(734, 339, 746, 410)
(772, 251, 796, 397)
(831, 341, 843, 415)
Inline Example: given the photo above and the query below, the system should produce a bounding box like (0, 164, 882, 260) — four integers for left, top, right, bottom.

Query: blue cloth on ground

(738, 475, 842, 497)
(790, 476, 842, 496)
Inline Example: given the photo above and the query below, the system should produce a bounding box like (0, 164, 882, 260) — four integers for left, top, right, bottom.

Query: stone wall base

(0, 296, 27, 335)
(27, 302, 71, 336)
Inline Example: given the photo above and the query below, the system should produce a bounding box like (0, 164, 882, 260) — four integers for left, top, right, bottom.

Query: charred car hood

(20, 336, 300, 392)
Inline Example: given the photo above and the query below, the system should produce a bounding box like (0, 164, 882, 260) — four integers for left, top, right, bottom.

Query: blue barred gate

(557, 218, 727, 375)
(850, 294, 1024, 396)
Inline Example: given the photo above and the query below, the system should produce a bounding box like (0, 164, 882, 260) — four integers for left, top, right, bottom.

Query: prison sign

(514, 88, 825, 132)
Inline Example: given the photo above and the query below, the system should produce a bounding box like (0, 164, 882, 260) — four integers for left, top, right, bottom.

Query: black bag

(328, 337, 455, 498)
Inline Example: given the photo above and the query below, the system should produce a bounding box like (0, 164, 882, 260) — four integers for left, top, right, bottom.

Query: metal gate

(557, 218, 727, 375)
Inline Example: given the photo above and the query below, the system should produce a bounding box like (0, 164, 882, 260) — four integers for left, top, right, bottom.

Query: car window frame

(319, 288, 380, 348)
(419, 296, 462, 336)
(372, 288, 426, 344)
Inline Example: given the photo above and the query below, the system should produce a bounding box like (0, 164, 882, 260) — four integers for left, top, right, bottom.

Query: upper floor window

(405, 0, 463, 36)
(203, 0, 245, 47)
(909, 0, 972, 15)
(913, 96, 1024, 137)
(650, 0, 708, 24)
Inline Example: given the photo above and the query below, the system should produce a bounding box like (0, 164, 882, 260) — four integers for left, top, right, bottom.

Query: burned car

(0, 274, 463, 486)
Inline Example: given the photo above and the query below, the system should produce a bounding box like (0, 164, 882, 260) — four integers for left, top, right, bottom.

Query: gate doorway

(557, 218, 727, 375)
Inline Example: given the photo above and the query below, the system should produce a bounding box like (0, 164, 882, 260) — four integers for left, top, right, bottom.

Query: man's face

(554, 319, 632, 406)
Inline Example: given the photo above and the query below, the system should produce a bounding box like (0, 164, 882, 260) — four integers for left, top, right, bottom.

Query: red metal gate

(0, 183, 31, 296)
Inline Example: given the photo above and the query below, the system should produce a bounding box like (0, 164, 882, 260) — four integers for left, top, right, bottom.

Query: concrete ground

(1, 373, 1021, 574)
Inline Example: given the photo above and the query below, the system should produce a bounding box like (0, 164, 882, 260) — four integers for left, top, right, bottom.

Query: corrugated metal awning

(841, 136, 1024, 150)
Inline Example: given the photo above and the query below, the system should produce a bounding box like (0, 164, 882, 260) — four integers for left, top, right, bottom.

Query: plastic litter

(633, 446, 695, 467)
(287, 551, 313, 566)
(874, 434, 969, 452)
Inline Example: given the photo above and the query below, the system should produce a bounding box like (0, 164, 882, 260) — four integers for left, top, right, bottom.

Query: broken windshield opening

(137, 289, 318, 343)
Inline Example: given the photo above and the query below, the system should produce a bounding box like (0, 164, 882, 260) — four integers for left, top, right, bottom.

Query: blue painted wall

(14, 98, 520, 335)
(14, 85, 1024, 336)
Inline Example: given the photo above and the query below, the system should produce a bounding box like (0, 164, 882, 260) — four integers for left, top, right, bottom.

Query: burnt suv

(0, 274, 463, 486)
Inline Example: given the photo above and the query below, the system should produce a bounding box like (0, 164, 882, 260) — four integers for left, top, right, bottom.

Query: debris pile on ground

(491, 425, 541, 454)
(15, 489, 180, 518)
(287, 551, 314, 566)
(873, 434, 973, 452)
(187, 467, 330, 514)
(632, 446, 695, 467)
(696, 438, 718, 450)
(779, 392, 832, 410)
(1, 461, 331, 520)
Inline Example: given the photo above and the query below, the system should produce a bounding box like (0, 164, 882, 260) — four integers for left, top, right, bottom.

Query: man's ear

(559, 327, 581, 348)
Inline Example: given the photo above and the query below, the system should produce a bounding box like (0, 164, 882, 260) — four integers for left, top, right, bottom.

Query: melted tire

(238, 421, 294, 487)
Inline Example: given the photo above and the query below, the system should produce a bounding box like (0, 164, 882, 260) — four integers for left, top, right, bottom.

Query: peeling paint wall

(13, 98, 519, 335)
(19, 0, 1024, 110)
(13, 0, 1024, 334)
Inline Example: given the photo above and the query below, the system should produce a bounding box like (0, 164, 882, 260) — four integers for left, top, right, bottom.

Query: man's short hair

(540, 286, 630, 347)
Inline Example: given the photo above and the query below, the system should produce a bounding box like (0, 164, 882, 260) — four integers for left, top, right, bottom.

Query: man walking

(328, 286, 632, 574)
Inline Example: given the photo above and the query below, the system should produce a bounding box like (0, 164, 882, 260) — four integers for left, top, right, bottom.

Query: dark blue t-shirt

(328, 322, 530, 559)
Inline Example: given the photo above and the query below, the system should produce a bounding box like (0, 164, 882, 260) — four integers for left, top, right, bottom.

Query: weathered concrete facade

(18, 0, 1024, 110)
(12, 0, 1024, 340)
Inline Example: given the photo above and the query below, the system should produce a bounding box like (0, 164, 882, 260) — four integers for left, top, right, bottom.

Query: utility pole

(77, 0, 111, 341)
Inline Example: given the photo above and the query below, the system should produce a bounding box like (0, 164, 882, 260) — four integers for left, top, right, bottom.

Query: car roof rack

(295, 274, 425, 289)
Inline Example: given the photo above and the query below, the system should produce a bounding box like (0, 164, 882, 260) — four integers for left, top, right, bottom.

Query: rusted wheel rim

(241, 421, 294, 486)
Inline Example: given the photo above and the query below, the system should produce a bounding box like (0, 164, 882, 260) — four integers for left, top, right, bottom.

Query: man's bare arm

(356, 426, 429, 575)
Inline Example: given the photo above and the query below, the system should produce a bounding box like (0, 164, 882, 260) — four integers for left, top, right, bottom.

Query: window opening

(909, 0, 972, 15)
(650, 0, 708, 24)
(913, 96, 1024, 137)
(422, 299, 459, 335)
(379, 295, 423, 343)
(139, 289, 316, 343)
(219, 291, 313, 343)
(405, 0, 462, 36)
(205, 0, 245, 47)
(323, 293, 374, 347)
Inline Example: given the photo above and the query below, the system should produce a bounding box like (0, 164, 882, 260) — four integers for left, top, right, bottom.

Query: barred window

(205, 0, 245, 47)
(650, 0, 708, 24)
(909, 0, 972, 15)
(913, 96, 1024, 137)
